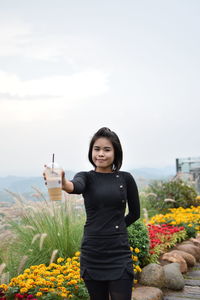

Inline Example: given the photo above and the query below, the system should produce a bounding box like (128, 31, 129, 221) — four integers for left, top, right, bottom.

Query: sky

(0, 0, 200, 176)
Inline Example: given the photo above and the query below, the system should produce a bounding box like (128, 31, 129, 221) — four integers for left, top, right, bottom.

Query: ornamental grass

(0, 192, 85, 282)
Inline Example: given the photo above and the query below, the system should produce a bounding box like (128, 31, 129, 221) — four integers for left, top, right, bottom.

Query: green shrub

(146, 179, 197, 213)
(179, 223, 198, 238)
(128, 220, 149, 267)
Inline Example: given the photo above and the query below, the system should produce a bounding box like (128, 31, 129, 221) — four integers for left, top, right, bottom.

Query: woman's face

(92, 137, 115, 173)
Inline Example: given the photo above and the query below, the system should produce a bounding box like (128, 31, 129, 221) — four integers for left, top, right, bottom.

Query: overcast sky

(0, 0, 199, 176)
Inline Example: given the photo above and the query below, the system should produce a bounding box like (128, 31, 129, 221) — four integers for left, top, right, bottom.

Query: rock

(163, 263, 185, 290)
(139, 263, 165, 288)
(132, 286, 163, 300)
(168, 250, 196, 267)
(161, 252, 187, 273)
(181, 240, 194, 244)
(190, 238, 200, 248)
(176, 244, 200, 261)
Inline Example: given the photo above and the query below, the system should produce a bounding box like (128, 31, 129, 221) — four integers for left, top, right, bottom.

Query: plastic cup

(44, 163, 63, 201)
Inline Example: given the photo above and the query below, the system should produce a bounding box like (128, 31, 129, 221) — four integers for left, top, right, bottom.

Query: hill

(0, 167, 175, 202)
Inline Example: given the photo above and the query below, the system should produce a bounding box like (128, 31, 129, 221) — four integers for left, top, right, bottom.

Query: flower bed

(0, 252, 87, 300)
(147, 224, 187, 263)
(149, 206, 200, 235)
(0, 249, 141, 300)
(149, 206, 200, 228)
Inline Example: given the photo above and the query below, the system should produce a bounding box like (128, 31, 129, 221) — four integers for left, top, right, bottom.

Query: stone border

(131, 236, 200, 300)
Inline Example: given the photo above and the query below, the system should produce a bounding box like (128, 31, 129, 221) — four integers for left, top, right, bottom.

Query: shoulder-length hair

(88, 127, 123, 171)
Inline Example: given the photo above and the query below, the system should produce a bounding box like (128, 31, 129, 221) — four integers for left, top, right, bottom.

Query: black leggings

(84, 278, 133, 300)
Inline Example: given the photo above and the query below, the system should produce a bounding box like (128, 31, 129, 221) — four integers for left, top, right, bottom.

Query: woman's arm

(63, 171, 87, 194)
(124, 172, 140, 227)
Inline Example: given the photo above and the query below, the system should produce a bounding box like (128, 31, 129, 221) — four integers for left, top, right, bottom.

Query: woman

(62, 127, 140, 300)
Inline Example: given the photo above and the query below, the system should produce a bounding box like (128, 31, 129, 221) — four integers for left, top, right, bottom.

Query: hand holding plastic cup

(44, 154, 63, 201)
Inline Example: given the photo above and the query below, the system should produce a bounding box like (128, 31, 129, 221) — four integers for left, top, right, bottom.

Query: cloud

(0, 69, 109, 99)
(0, 17, 109, 100)
(0, 18, 31, 56)
(0, 17, 101, 66)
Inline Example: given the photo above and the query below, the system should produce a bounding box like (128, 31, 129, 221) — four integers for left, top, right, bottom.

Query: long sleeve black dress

(70, 170, 140, 281)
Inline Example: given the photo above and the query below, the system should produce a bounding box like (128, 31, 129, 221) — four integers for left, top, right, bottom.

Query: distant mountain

(129, 166, 176, 180)
(0, 176, 44, 193)
(0, 170, 76, 202)
(128, 166, 176, 189)
(0, 167, 175, 198)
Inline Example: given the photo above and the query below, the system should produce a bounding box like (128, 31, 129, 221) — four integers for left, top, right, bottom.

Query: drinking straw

(52, 153, 55, 171)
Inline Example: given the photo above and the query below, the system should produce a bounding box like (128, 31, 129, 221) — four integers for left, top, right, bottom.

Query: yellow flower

(20, 287, 28, 294)
(132, 256, 138, 262)
(36, 292, 42, 297)
(57, 257, 64, 264)
(170, 221, 176, 225)
(50, 276, 56, 281)
(0, 284, 8, 291)
(134, 279, 138, 284)
(75, 251, 80, 257)
(61, 293, 68, 297)
(130, 247, 133, 252)
(39, 287, 49, 292)
(188, 224, 193, 227)
(136, 265, 142, 272)
(134, 248, 140, 253)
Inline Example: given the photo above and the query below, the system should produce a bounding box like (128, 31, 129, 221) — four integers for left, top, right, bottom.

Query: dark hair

(88, 127, 123, 171)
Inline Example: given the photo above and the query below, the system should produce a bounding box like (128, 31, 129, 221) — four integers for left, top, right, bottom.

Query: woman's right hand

(43, 165, 47, 186)
(61, 170, 66, 190)
(61, 171, 74, 193)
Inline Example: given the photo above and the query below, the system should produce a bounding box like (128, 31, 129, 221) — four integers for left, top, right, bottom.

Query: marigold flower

(20, 287, 28, 294)
(57, 257, 64, 264)
(132, 256, 138, 262)
(134, 248, 140, 253)
(135, 265, 142, 272)
(0, 284, 8, 291)
(61, 293, 68, 297)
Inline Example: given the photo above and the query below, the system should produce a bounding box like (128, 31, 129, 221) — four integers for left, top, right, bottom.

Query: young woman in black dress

(62, 127, 140, 300)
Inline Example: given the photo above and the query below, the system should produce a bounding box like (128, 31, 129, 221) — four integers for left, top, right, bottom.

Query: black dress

(70, 170, 140, 281)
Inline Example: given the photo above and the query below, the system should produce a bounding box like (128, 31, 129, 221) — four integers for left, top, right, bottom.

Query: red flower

(15, 293, 24, 299)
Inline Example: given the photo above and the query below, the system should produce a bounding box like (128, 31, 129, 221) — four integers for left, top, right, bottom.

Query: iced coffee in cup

(44, 155, 63, 201)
